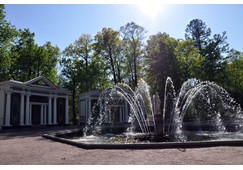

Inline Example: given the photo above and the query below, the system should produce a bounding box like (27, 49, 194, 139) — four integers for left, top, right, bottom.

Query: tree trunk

(85, 53, 88, 72)
(134, 55, 137, 88)
(116, 61, 121, 83)
(108, 46, 117, 84)
(133, 44, 138, 88)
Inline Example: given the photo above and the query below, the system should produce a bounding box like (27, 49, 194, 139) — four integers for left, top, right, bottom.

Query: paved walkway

(1, 126, 243, 165)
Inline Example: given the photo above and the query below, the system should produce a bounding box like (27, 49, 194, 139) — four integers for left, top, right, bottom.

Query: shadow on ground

(0, 126, 81, 140)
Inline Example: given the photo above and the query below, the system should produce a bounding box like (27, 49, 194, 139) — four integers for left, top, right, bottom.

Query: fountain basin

(42, 129, 243, 150)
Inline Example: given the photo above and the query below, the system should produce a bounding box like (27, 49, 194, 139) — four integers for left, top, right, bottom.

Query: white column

(65, 96, 69, 124)
(25, 93, 30, 125)
(48, 95, 52, 125)
(5, 91, 12, 126)
(53, 95, 57, 124)
(20, 91, 25, 126)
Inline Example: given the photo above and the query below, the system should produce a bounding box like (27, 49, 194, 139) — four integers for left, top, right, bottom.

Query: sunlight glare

(138, 3, 164, 18)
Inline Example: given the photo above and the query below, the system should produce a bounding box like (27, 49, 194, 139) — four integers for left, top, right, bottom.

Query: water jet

(43, 78, 243, 149)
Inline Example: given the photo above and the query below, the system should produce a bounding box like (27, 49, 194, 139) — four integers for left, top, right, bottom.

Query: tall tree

(146, 32, 180, 105)
(120, 22, 146, 89)
(10, 29, 59, 83)
(185, 19, 211, 53)
(0, 4, 17, 81)
(60, 34, 109, 125)
(185, 19, 229, 82)
(224, 49, 243, 108)
(10, 28, 37, 81)
(37, 41, 60, 85)
(225, 49, 243, 92)
(94, 27, 124, 85)
(63, 34, 94, 92)
(61, 44, 80, 125)
(203, 31, 229, 82)
(73, 34, 93, 72)
(175, 39, 205, 82)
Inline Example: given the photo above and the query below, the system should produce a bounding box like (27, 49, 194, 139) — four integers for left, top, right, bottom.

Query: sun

(138, 3, 164, 18)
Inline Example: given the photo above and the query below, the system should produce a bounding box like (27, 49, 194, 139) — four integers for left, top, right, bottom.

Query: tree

(61, 44, 80, 125)
(0, 5, 59, 83)
(60, 34, 110, 125)
(10, 29, 60, 83)
(63, 34, 95, 92)
(10, 28, 37, 81)
(0, 4, 17, 81)
(185, 19, 229, 82)
(120, 22, 146, 89)
(225, 49, 243, 92)
(146, 32, 180, 106)
(73, 34, 93, 72)
(89, 52, 110, 90)
(224, 49, 243, 108)
(185, 19, 211, 53)
(203, 31, 229, 82)
(37, 41, 60, 85)
(94, 27, 125, 85)
(175, 39, 205, 82)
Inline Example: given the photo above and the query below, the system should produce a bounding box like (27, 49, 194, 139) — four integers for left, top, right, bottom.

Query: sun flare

(138, 3, 164, 18)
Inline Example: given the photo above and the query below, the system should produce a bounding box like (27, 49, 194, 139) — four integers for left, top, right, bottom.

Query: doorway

(30, 103, 48, 125)
(31, 105, 41, 125)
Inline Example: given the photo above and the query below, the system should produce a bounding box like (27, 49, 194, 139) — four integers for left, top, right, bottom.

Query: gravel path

(0, 126, 243, 165)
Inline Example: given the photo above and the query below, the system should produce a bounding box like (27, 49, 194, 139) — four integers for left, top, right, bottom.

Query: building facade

(79, 91, 130, 125)
(0, 76, 70, 129)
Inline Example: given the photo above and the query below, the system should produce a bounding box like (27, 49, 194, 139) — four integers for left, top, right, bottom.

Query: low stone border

(42, 131, 243, 150)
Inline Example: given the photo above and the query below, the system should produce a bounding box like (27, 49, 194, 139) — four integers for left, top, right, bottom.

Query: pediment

(24, 76, 58, 90)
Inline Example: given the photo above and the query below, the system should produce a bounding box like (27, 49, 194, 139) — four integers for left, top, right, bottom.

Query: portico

(0, 76, 70, 129)
(79, 91, 130, 125)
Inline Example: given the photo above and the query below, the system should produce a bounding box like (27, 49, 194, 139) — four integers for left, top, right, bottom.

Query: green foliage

(10, 29, 59, 83)
(1, 5, 242, 125)
(224, 49, 243, 92)
(185, 19, 211, 52)
(0, 5, 18, 81)
(146, 32, 180, 105)
(9, 29, 36, 81)
(120, 22, 146, 89)
(175, 39, 205, 82)
(94, 27, 125, 85)
(202, 31, 229, 83)
(185, 19, 229, 83)
(0, 5, 59, 83)
(60, 33, 110, 124)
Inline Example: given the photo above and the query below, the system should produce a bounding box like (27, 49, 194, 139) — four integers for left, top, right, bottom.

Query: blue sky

(4, 4, 243, 52)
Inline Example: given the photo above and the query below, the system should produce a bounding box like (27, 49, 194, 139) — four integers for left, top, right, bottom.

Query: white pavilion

(0, 76, 70, 129)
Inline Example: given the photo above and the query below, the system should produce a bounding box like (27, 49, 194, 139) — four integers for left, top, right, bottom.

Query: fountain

(43, 77, 243, 149)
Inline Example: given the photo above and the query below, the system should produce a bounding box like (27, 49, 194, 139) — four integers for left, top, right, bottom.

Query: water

(184, 131, 243, 141)
(72, 132, 153, 144)
(83, 80, 152, 136)
(172, 79, 243, 141)
(163, 77, 176, 136)
(81, 77, 243, 144)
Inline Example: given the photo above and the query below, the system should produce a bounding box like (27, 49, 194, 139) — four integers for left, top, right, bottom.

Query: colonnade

(4, 90, 69, 126)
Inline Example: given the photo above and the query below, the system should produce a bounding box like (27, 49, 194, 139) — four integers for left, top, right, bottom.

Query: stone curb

(42, 132, 243, 150)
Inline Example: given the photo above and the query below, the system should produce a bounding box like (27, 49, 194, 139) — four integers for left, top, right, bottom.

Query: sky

(3, 3, 243, 52)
